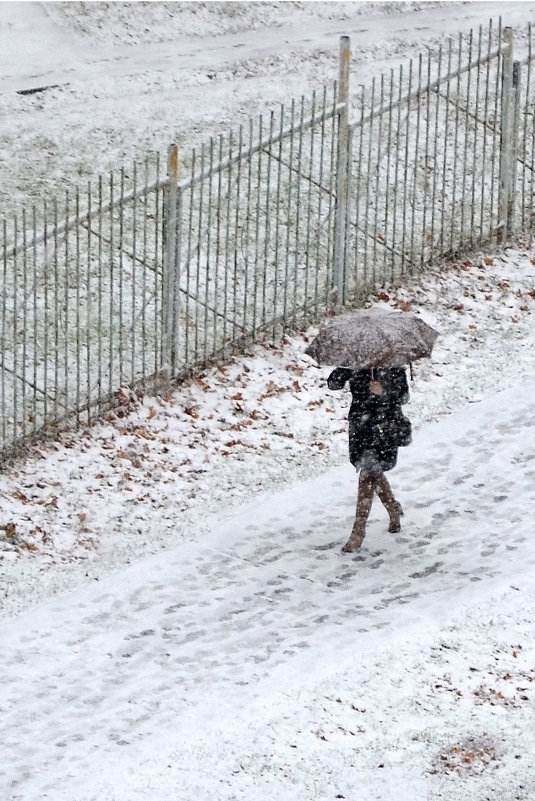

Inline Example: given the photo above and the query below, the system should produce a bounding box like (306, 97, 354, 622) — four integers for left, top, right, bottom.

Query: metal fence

(1, 19, 535, 460)
(2, 161, 168, 455)
(338, 20, 535, 304)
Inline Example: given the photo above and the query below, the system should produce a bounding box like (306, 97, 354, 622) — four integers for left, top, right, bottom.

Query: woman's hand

(369, 379, 384, 395)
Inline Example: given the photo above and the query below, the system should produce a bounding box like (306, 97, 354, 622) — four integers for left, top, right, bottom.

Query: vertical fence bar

(1, 219, 6, 448)
(326, 85, 337, 307)
(63, 192, 70, 416)
(527, 26, 534, 234)
(365, 79, 376, 284)
(401, 61, 412, 269)
(391, 66, 403, 281)
(32, 207, 38, 436)
(489, 19, 502, 241)
(97, 176, 103, 412)
(253, 115, 263, 338)
(383, 69, 394, 284)
(440, 40, 452, 253)
(43, 202, 49, 425)
(131, 163, 137, 385)
(154, 153, 162, 375)
(333, 35, 350, 311)
(203, 138, 214, 361)
(460, 31, 473, 246)
(519, 26, 531, 233)
(498, 26, 514, 243)
(373, 74, 385, 282)
(173, 183, 183, 371)
(75, 187, 81, 421)
(429, 47, 441, 259)
(141, 164, 148, 380)
(164, 143, 178, 375)
(292, 98, 305, 324)
(232, 128, 243, 348)
(272, 112, 283, 327)
(196, 143, 206, 361)
(450, 34, 463, 253)
(184, 150, 195, 366)
(410, 57, 423, 269)
(243, 124, 253, 336)
(214, 135, 223, 354)
(304, 91, 316, 315)
(108, 175, 114, 399)
(480, 22, 491, 242)
(227, 129, 241, 354)
(12, 219, 18, 444)
(471, 28, 482, 246)
(53, 200, 59, 422)
(314, 87, 328, 314)
(118, 170, 125, 385)
(21, 208, 28, 440)
(420, 51, 432, 270)
(262, 114, 272, 332)
(86, 182, 92, 421)
(509, 59, 521, 236)
(283, 105, 294, 325)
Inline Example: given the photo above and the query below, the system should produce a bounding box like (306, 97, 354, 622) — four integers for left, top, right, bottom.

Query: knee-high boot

(375, 474, 403, 533)
(342, 473, 376, 552)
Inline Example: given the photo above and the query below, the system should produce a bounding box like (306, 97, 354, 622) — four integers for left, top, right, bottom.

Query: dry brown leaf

(12, 489, 30, 503)
(1, 522, 16, 538)
(134, 427, 155, 440)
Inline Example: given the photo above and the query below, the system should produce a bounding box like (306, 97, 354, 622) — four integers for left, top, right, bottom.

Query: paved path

(3, 2, 535, 93)
(2, 382, 535, 799)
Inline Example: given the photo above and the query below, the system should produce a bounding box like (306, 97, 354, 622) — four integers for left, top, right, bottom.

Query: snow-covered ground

(3, 3, 535, 800)
(2, 1, 535, 212)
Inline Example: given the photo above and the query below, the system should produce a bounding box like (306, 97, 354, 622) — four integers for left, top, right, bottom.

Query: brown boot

(375, 474, 403, 533)
(342, 474, 376, 552)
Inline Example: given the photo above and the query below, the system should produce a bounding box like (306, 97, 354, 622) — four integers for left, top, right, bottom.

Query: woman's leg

(342, 471, 376, 552)
(375, 473, 403, 533)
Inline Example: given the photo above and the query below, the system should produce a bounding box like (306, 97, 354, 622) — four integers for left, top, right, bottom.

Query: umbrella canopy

(305, 308, 439, 369)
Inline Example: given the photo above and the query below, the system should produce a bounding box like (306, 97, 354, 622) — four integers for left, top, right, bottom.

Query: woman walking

(328, 366, 412, 552)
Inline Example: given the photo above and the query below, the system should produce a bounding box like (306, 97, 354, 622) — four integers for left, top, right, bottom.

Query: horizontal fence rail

(1, 19, 535, 460)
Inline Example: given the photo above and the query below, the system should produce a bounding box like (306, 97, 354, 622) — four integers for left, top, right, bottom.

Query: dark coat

(327, 367, 411, 473)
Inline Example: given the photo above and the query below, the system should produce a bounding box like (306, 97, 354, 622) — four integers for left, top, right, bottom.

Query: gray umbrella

(305, 308, 439, 369)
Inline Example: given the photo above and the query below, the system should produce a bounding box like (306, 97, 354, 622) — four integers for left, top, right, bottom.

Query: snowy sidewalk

(3, 381, 535, 800)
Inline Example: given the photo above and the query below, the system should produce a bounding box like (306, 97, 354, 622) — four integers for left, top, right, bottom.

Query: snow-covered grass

(2, 1, 534, 214)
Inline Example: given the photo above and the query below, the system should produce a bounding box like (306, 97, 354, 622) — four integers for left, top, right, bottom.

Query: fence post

(164, 143, 178, 376)
(332, 35, 351, 314)
(498, 26, 514, 244)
